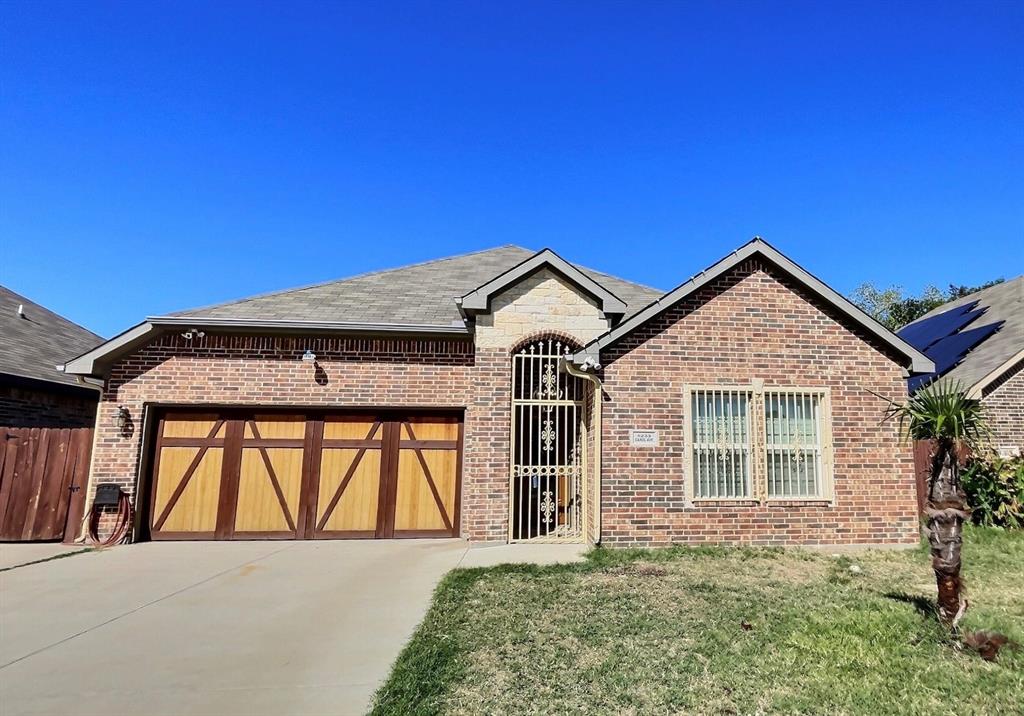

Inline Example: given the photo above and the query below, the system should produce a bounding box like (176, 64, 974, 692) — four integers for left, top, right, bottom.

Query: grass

(372, 527, 1024, 715)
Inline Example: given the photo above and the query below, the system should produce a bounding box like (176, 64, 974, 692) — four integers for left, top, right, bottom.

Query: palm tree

(877, 379, 989, 629)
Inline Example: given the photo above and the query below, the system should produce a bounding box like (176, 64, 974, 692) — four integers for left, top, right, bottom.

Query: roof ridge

(0, 284, 103, 340)
(167, 244, 534, 316)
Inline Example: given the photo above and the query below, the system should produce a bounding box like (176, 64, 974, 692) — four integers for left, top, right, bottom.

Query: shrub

(962, 455, 1024, 528)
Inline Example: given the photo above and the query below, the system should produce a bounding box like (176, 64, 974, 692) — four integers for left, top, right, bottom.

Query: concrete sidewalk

(0, 539, 586, 716)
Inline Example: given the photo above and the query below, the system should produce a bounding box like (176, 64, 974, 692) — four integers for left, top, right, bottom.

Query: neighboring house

(0, 286, 101, 541)
(0, 286, 102, 428)
(898, 275, 1024, 457)
(64, 239, 932, 547)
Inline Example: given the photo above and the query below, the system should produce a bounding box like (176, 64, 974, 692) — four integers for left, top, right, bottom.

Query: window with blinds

(764, 391, 826, 498)
(690, 389, 753, 499)
(686, 385, 833, 502)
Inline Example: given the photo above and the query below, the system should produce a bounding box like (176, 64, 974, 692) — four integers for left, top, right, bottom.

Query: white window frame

(683, 383, 835, 505)
(762, 387, 835, 503)
(683, 385, 755, 502)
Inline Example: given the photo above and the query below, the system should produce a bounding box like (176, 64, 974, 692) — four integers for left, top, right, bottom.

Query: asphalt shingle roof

(901, 275, 1024, 390)
(0, 285, 103, 388)
(170, 245, 664, 325)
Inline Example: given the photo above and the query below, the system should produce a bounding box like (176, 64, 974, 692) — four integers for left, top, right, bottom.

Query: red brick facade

(983, 360, 1024, 454)
(91, 335, 512, 542)
(89, 258, 922, 547)
(598, 259, 920, 547)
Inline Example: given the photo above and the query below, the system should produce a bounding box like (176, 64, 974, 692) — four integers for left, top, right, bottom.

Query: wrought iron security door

(510, 338, 586, 542)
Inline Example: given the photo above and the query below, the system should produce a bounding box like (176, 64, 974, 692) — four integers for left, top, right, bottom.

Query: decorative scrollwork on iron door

(511, 337, 587, 542)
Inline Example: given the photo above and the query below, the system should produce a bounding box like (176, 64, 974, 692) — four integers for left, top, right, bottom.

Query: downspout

(563, 358, 603, 545)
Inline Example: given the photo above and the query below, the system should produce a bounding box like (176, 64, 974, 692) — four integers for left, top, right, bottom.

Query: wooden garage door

(148, 411, 462, 541)
(392, 416, 461, 538)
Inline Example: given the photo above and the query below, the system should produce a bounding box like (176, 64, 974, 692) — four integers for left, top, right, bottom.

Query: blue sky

(2, 1, 1021, 338)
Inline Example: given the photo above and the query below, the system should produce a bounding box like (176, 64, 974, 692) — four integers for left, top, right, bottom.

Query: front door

(510, 338, 587, 543)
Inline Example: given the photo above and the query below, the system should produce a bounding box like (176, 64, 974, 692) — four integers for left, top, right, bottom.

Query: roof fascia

(62, 322, 160, 377)
(966, 347, 1024, 399)
(459, 248, 627, 318)
(572, 239, 935, 374)
(146, 316, 470, 335)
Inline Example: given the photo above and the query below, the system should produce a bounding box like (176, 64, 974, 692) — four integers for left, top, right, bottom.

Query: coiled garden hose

(87, 492, 133, 547)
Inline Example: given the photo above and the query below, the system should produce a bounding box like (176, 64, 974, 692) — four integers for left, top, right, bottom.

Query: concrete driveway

(0, 540, 470, 716)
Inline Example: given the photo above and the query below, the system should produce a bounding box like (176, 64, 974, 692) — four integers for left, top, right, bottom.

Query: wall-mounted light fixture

(114, 405, 130, 431)
(301, 349, 317, 363)
(181, 328, 206, 340)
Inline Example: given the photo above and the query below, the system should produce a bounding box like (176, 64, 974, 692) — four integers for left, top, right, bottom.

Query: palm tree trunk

(926, 439, 970, 628)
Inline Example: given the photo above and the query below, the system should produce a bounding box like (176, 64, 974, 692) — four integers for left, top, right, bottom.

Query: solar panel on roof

(907, 320, 1004, 392)
(898, 300, 983, 352)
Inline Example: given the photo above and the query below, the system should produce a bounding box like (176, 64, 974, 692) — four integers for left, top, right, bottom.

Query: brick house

(898, 275, 1024, 457)
(64, 239, 933, 547)
(1, 286, 101, 429)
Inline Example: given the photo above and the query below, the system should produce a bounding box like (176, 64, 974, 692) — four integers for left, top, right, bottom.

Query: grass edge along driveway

(372, 527, 1023, 715)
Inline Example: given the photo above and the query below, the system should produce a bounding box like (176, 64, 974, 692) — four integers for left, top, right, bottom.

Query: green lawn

(372, 527, 1023, 715)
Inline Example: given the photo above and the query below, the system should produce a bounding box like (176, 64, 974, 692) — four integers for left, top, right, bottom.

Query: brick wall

(0, 381, 97, 429)
(90, 334, 518, 539)
(983, 360, 1024, 455)
(88, 259, 922, 548)
(91, 270, 615, 543)
(598, 258, 920, 547)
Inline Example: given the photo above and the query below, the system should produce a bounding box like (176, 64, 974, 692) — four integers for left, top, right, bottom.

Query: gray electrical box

(93, 483, 122, 507)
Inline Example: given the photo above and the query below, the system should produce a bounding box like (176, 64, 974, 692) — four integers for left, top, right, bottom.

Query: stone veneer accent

(598, 258, 920, 547)
(982, 360, 1024, 456)
(475, 268, 611, 348)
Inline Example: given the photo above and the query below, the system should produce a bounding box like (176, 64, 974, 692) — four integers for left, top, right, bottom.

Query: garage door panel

(323, 418, 382, 441)
(401, 418, 459, 442)
(161, 417, 225, 440)
(245, 416, 306, 440)
(393, 448, 457, 533)
(153, 446, 223, 533)
(233, 448, 302, 534)
(317, 448, 381, 532)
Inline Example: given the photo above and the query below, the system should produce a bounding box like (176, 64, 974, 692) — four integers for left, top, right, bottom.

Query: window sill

(688, 499, 834, 508)
(689, 499, 759, 507)
(767, 499, 834, 508)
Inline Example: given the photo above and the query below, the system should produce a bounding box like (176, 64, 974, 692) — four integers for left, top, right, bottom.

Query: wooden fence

(0, 427, 93, 542)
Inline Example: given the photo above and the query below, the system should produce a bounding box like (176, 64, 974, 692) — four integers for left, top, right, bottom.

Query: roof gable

(572, 238, 933, 374)
(458, 249, 627, 318)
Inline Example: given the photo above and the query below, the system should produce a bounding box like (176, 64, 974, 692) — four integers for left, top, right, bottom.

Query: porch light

(114, 405, 130, 431)
(301, 350, 317, 363)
